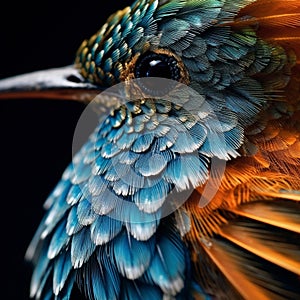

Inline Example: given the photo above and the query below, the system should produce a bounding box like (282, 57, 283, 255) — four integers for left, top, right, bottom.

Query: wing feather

(229, 200, 300, 233)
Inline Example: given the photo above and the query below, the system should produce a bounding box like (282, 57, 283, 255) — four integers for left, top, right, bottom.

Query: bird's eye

(134, 51, 181, 81)
(133, 51, 187, 96)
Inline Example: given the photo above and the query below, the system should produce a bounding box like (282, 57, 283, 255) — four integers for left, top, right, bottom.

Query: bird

(0, 0, 300, 299)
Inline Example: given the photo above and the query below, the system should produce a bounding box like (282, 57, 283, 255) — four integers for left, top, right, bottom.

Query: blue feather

(131, 133, 155, 153)
(91, 189, 119, 215)
(43, 175, 72, 209)
(71, 160, 91, 185)
(112, 201, 161, 240)
(71, 227, 96, 268)
(165, 154, 209, 190)
(183, 37, 207, 58)
(133, 180, 170, 213)
(101, 142, 122, 158)
(171, 131, 203, 153)
(66, 184, 82, 206)
(135, 150, 168, 176)
(106, 126, 124, 143)
(47, 219, 70, 260)
(112, 178, 137, 196)
(116, 132, 138, 150)
(77, 198, 97, 226)
(189, 123, 207, 147)
(35, 266, 52, 300)
(95, 136, 106, 150)
(30, 241, 51, 298)
(93, 155, 112, 175)
(83, 148, 97, 165)
(104, 165, 120, 181)
(105, 162, 131, 182)
(40, 290, 52, 300)
(43, 180, 71, 237)
(113, 231, 154, 280)
(127, 27, 145, 49)
(66, 206, 83, 235)
(90, 215, 122, 245)
(56, 272, 76, 300)
(204, 109, 238, 133)
(53, 250, 72, 295)
(88, 175, 107, 196)
(145, 225, 186, 296)
(117, 150, 139, 164)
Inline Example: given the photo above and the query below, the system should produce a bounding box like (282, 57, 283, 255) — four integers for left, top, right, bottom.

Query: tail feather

(228, 199, 300, 233)
(190, 198, 300, 299)
(219, 218, 300, 275)
(200, 239, 275, 300)
(203, 235, 300, 300)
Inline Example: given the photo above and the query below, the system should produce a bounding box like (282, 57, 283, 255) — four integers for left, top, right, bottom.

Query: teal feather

(154, 0, 185, 19)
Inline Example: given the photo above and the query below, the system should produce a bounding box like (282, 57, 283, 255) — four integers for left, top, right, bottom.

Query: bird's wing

(187, 193, 300, 299)
(184, 1, 300, 298)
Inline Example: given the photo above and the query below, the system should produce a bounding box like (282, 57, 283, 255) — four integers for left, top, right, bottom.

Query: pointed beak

(0, 65, 101, 102)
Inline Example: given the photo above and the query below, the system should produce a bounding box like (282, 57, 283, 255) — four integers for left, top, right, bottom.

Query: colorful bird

(0, 0, 300, 299)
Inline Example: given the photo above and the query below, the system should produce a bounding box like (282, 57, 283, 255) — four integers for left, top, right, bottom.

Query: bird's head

(1, 0, 297, 116)
(74, 0, 297, 126)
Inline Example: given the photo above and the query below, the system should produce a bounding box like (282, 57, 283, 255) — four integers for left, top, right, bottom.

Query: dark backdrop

(0, 1, 132, 299)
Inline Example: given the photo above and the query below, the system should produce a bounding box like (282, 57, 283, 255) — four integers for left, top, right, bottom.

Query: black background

(0, 1, 132, 299)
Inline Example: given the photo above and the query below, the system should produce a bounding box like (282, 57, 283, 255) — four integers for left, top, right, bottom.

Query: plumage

(1, 0, 300, 299)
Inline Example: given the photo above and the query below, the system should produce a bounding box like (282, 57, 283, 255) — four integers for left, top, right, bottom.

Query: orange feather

(225, 0, 300, 62)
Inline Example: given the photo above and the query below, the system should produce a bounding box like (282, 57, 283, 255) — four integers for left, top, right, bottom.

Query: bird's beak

(0, 65, 101, 102)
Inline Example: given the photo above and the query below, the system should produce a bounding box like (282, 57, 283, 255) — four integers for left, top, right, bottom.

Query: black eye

(135, 51, 181, 80)
(134, 51, 182, 95)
